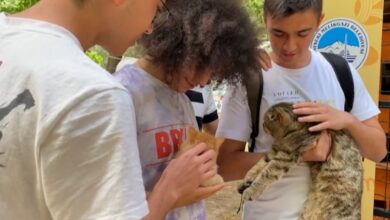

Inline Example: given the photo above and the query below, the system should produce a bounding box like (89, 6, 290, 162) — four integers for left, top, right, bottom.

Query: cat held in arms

(176, 127, 225, 186)
(238, 102, 363, 220)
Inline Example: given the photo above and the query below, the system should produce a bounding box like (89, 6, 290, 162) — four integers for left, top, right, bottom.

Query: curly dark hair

(139, 0, 262, 85)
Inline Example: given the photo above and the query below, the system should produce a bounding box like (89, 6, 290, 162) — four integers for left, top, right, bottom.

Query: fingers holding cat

(258, 48, 272, 71)
(293, 102, 354, 132)
(152, 143, 223, 208)
(302, 130, 331, 162)
(174, 183, 225, 208)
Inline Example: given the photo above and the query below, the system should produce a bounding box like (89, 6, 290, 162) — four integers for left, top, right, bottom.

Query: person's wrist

(344, 113, 358, 133)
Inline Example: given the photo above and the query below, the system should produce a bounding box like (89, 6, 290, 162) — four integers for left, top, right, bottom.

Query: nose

(283, 36, 297, 52)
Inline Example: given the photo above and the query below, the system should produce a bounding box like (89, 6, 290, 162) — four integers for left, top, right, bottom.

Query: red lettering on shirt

(170, 128, 185, 152)
(155, 131, 172, 159)
(155, 128, 187, 159)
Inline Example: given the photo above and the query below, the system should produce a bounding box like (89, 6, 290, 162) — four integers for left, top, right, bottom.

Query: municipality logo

(311, 18, 369, 70)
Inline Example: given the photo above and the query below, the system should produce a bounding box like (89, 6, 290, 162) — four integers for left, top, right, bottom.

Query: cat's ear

(215, 137, 225, 147)
(268, 110, 281, 122)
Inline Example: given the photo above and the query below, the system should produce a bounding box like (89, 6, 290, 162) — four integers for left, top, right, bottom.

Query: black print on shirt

(0, 89, 35, 168)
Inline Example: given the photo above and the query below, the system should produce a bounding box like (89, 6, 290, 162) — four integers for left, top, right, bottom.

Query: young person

(113, 0, 262, 219)
(216, 0, 387, 219)
(0, 0, 216, 219)
(115, 58, 219, 135)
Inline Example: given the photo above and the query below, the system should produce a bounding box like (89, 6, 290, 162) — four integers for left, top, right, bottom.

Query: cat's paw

(238, 181, 252, 194)
(242, 187, 255, 201)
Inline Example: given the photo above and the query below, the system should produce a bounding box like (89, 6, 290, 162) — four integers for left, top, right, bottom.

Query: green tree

(244, 0, 266, 40)
(0, 0, 38, 14)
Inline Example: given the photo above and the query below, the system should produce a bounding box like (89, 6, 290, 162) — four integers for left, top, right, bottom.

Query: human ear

(317, 13, 325, 26)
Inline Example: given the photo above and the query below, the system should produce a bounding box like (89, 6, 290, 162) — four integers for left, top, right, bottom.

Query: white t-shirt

(114, 64, 206, 220)
(0, 14, 148, 220)
(185, 85, 218, 130)
(216, 49, 379, 220)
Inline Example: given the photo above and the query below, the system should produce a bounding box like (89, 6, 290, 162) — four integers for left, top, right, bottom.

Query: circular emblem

(311, 18, 369, 70)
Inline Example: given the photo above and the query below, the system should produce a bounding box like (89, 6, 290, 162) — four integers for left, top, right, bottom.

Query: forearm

(218, 150, 265, 181)
(346, 116, 387, 162)
(142, 181, 177, 220)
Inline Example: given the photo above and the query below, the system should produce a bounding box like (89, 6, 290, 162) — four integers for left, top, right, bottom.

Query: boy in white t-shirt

(0, 0, 217, 220)
(114, 0, 262, 219)
(216, 0, 387, 219)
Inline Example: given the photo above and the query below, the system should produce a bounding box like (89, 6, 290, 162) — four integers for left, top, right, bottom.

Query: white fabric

(216, 49, 379, 220)
(190, 86, 218, 120)
(0, 14, 148, 220)
(116, 57, 138, 71)
(186, 85, 218, 130)
(190, 85, 218, 118)
(114, 64, 206, 220)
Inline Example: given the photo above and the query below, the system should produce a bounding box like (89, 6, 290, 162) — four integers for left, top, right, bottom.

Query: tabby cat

(176, 127, 224, 186)
(238, 102, 363, 220)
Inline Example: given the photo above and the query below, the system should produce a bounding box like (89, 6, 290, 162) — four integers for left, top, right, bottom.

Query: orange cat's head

(179, 127, 225, 154)
(178, 127, 225, 186)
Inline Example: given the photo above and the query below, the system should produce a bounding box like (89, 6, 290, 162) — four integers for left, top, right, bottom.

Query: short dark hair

(139, 0, 262, 85)
(264, 0, 323, 19)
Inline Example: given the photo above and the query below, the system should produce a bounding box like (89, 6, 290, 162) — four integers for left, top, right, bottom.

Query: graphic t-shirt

(115, 64, 206, 220)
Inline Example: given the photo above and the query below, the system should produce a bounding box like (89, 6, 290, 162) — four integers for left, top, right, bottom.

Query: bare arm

(344, 116, 386, 162)
(202, 119, 219, 136)
(217, 138, 265, 181)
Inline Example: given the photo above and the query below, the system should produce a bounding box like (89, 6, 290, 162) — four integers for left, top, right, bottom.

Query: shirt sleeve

(202, 85, 218, 123)
(349, 64, 380, 121)
(41, 89, 148, 220)
(216, 83, 252, 142)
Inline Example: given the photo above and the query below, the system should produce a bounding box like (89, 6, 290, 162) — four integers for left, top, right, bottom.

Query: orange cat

(176, 127, 224, 186)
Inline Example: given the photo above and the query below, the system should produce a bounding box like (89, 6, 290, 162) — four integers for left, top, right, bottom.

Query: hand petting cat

(301, 131, 331, 162)
(292, 101, 386, 163)
(293, 102, 351, 162)
(292, 101, 354, 132)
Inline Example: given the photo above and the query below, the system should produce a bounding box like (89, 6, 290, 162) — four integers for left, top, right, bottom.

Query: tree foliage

(0, 0, 38, 14)
(244, 0, 265, 40)
(245, 0, 264, 25)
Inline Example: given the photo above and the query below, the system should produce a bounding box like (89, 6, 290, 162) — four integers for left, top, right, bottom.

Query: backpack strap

(320, 52, 354, 112)
(246, 70, 263, 152)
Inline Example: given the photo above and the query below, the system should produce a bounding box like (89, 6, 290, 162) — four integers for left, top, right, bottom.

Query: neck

(137, 58, 167, 82)
(14, 0, 99, 51)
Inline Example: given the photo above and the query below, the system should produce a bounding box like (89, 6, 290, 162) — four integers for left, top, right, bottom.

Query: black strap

(321, 52, 354, 112)
(246, 70, 263, 152)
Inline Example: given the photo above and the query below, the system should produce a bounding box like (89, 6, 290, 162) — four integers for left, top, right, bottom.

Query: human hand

(155, 143, 219, 206)
(173, 182, 225, 208)
(258, 48, 272, 71)
(293, 101, 354, 132)
(302, 130, 331, 162)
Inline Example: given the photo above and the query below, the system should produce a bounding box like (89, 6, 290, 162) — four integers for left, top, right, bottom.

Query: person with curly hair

(113, 0, 262, 219)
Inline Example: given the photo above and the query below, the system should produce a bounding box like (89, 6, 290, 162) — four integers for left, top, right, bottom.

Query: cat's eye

(269, 113, 277, 121)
